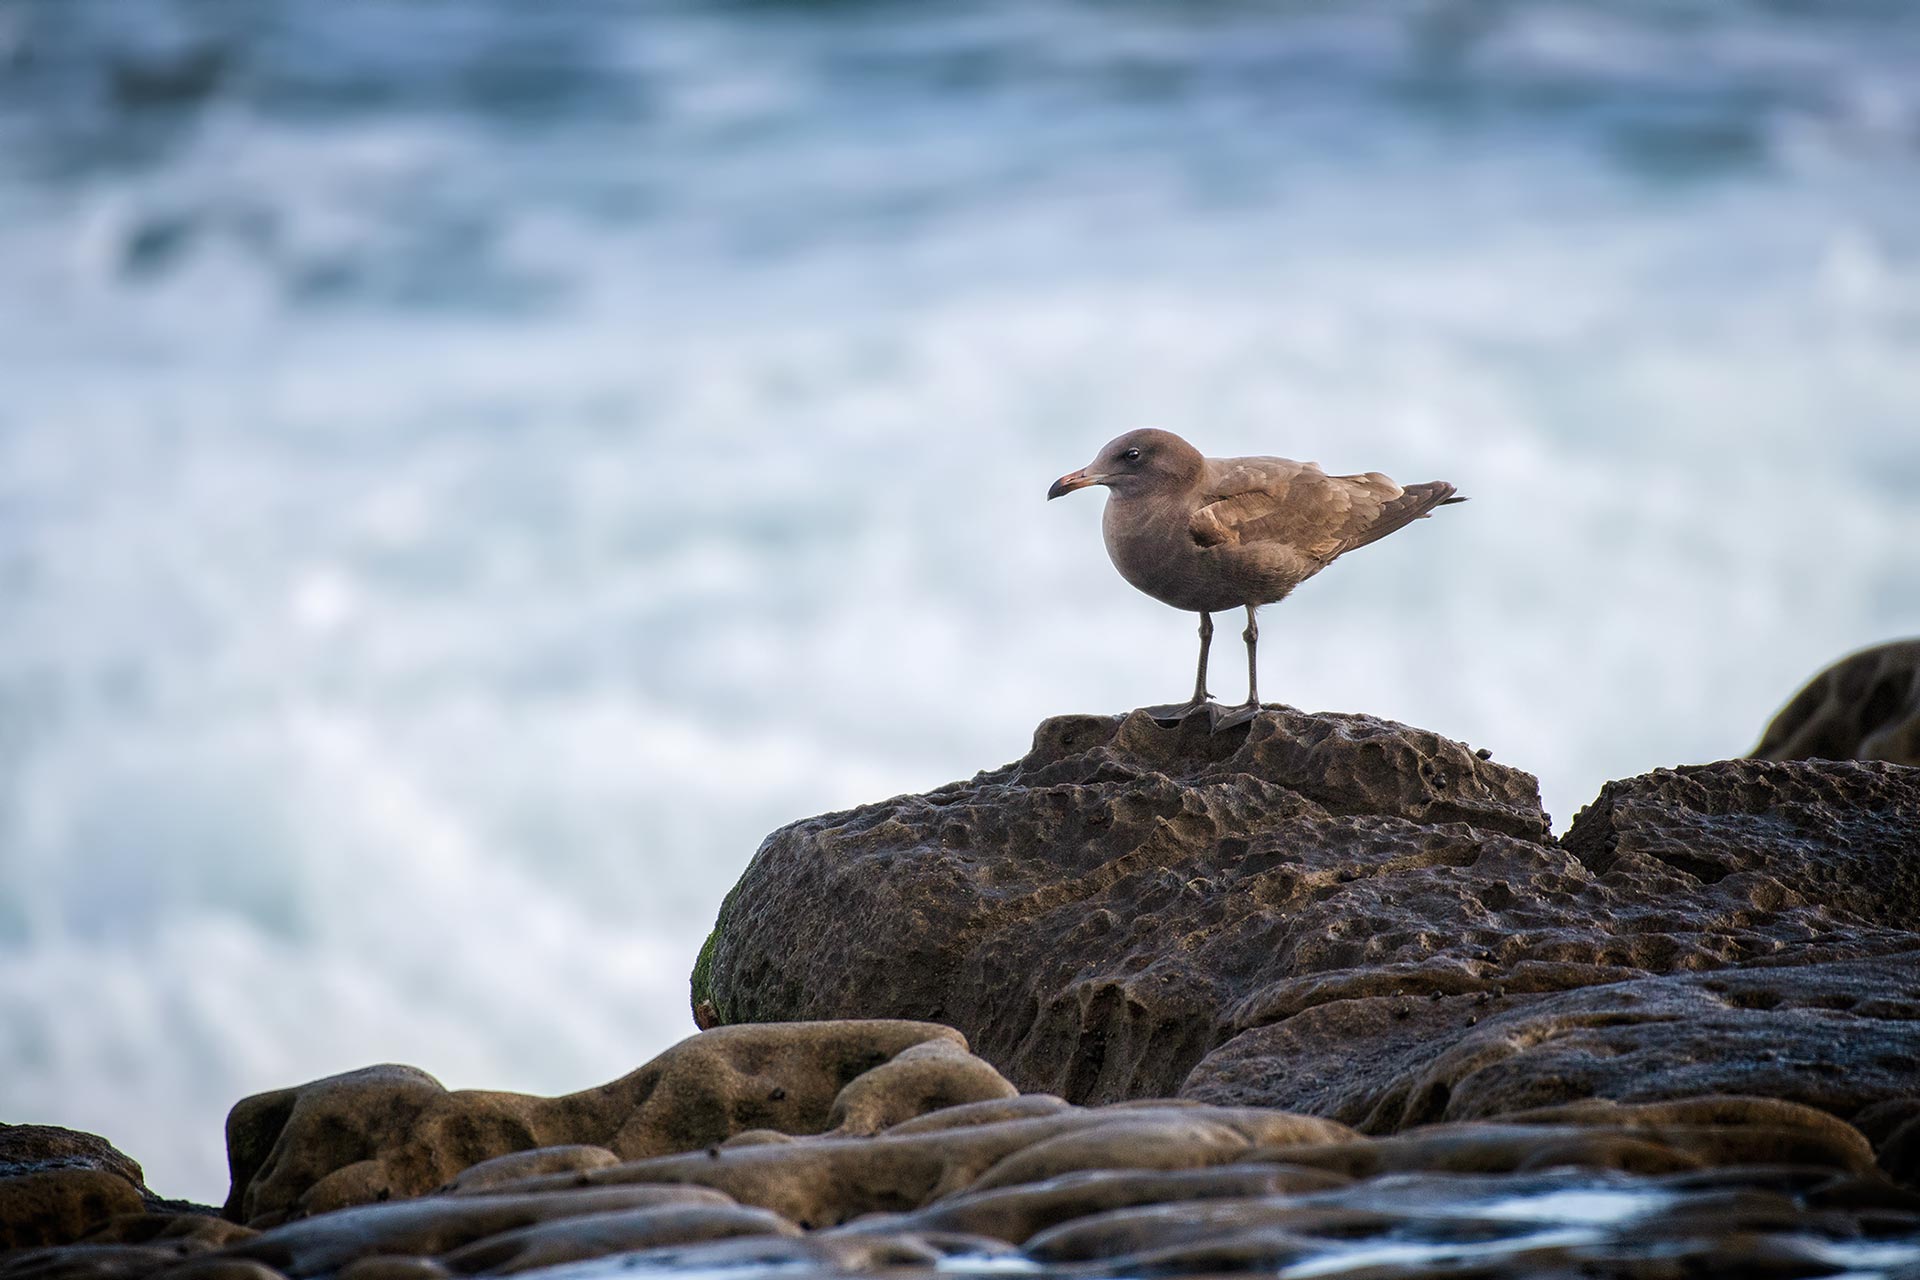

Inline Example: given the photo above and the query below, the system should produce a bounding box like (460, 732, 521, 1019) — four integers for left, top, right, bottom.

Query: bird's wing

(1190, 459, 1454, 562)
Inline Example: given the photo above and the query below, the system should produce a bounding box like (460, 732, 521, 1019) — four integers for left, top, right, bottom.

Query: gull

(1049, 428, 1465, 729)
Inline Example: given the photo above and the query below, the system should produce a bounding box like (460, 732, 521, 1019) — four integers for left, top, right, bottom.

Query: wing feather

(1189, 459, 1457, 564)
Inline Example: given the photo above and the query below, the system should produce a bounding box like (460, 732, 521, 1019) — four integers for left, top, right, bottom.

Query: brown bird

(1049, 428, 1466, 729)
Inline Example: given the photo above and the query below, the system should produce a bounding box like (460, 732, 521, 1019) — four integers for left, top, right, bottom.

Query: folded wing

(1190, 458, 1460, 565)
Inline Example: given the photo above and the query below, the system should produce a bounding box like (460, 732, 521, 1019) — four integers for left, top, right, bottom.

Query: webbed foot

(1209, 701, 1262, 733)
(1143, 699, 1214, 727)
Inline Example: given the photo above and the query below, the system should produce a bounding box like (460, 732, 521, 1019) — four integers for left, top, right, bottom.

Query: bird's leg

(1244, 606, 1259, 706)
(1191, 611, 1213, 704)
(1211, 605, 1263, 732)
(1146, 612, 1216, 726)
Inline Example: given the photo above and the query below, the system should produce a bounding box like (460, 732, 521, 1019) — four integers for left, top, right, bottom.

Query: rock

(1754, 639, 1920, 766)
(1560, 757, 1920, 933)
(220, 1187, 736, 1277)
(152, 1261, 288, 1280)
(472, 1101, 1354, 1230)
(701, 709, 1920, 1137)
(702, 709, 1553, 1103)
(581, 1231, 965, 1273)
(850, 1163, 1351, 1245)
(0, 1126, 147, 1190)
(1, 1126, 155, 1250)
(0, 1243, 199, 1280)
(1883, 1113, 1920, 1189)
(225, 1020, 1009, 1224)
(826, 1039, 1019, 1136)
(438, 1148, 618, 1196)
(884, 1095, 1072, 1134)
(12, 1079, 1920, 1278)
(434, 1203, 799, 1274)
(1188, 952, 1920, 1131)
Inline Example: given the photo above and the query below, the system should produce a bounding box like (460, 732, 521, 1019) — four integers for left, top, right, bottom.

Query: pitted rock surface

(1754, 639, 1920, 767)
(1562, 758, 1920, 931)
(225, 1021, 1014, 1226)
(700, 709, 1920, 1131)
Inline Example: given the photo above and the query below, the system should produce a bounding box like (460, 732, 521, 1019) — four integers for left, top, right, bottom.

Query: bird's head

(1048, 429, 1204, 501)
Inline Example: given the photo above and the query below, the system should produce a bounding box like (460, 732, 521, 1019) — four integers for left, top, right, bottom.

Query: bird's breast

(1101, 496, 1250, 613)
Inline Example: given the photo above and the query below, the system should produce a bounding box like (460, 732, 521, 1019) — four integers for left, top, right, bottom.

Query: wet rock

(220, 1187, 735, 1277)
(702, 710, 1920, 1138)
(586, 1231, 965, 1273)
(435, 1203, 799, 1274)
(0, 1243, 199, 1280)
(152, 1261, 288, 1280)
(1754, 639, 1920, 767)
(225, 1020, 1002, 1224)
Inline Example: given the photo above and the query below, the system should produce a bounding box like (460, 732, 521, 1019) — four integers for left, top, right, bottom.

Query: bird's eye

(1121, 448, 1142, 462)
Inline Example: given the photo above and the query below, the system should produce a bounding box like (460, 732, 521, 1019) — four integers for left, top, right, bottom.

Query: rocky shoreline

(7, 688, 1920, 1278)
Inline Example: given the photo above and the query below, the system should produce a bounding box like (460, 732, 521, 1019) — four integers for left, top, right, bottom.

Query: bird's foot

(1143, 698, 1214, 727)
(1208, 701, 1263, 733)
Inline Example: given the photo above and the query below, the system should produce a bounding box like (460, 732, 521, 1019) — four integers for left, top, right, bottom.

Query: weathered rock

(702, 709, 1553, 1100)
(701, 709, 1920, 1138)
(1754, 639, 1920, 766)
(14, 1083, 1920, 1279)
(1561, 758, 1920, 933)
(474, 1101, 1354, 1230)
(0, 1126, 147, 1191)
(845, 1162, 1351, 1245)
(0, 1125, 158, 1250)
(225, 1020, 1009, 1225)
(825, 1039, 1019, 1136)
(1187, 953, 1920, 1132)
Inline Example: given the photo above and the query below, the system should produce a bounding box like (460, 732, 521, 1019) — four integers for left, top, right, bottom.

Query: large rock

(699, 709, 1920, 1139)
(224, 1020, 1015, 1226)
(1754, 639, 1920, 766)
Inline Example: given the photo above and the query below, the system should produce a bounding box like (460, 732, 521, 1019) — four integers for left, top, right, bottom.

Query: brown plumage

(1048, 428, 1465, 727)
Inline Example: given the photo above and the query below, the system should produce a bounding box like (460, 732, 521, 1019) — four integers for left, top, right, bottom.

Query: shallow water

(2, 0, 1919, 1201)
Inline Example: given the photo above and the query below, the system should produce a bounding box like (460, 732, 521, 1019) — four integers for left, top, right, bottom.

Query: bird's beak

(1048, 469, 1100, 500)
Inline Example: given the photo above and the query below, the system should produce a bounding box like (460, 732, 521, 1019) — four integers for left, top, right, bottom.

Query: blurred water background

(1, 0, 1917, 1203)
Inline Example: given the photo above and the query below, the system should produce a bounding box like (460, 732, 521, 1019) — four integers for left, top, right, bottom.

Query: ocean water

(1, 0, 1917, 1203)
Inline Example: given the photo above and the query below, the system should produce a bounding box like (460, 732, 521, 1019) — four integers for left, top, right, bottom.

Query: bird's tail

(1341, 480, 1466, 554)
(1410, 481, 1467, 511)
